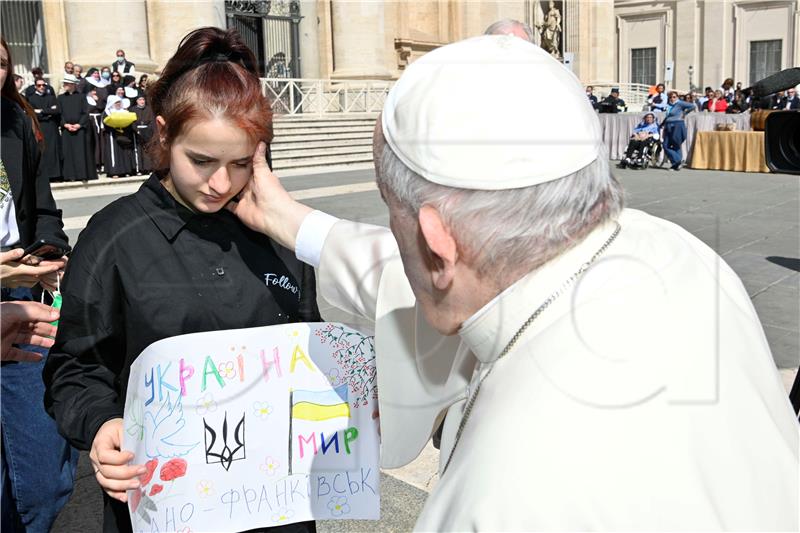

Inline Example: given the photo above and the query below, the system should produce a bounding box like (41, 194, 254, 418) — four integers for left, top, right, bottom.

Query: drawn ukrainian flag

(291, 385, 350, 421)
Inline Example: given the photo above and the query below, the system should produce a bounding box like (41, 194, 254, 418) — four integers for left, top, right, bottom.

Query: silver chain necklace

(441, 222, 622, 476)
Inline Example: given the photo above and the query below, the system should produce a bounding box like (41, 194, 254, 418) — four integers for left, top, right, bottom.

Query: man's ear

(418, 205, 458, 291)
(372, 115, 384, 164)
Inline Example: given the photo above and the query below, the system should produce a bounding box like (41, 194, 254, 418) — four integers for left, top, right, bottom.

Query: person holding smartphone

(43, 27, 320, 533)
(1, 37, 77, 533)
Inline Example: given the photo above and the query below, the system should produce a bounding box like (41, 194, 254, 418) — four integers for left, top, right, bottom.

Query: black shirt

(599, 95, 627, 113)
(0, 97, 67, 249)
(45, 172, 321, 445)
(43, 173, 321, 531)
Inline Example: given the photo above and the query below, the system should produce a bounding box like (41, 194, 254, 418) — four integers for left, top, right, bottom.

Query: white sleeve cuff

(295, 210, 340, 268)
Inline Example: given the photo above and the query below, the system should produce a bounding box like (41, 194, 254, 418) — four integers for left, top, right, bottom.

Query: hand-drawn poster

(122, 322, 379, 532)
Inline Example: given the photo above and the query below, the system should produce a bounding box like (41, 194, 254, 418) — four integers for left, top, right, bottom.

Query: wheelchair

(618, 135, 667, 170)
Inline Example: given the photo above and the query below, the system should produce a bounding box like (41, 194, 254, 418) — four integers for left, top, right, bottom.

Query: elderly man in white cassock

(231, 36, 798, 530)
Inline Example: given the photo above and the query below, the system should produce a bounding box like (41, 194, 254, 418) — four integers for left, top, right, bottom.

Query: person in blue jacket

(661, 91, 695, 171)
(647, 83, 668, 112)
(618, 112, 660, 168)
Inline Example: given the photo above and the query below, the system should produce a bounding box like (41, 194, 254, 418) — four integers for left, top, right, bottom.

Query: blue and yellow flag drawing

(291, 385, 350, 421)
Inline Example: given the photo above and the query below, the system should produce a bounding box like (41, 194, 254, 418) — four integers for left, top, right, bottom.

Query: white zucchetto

(381, 35, 602, 190)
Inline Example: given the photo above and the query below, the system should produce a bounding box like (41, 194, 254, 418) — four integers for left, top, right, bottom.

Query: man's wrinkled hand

(226, 141, 312, 250)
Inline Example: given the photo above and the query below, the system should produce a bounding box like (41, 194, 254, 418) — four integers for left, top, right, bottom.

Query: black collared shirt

(44, 174, 321, 532)
(44, 174, 321, 448)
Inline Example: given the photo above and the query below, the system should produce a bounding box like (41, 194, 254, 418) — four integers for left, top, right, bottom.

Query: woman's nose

(208, 167, 232, 196)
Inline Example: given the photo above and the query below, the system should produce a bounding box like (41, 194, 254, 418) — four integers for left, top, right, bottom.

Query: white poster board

(122, 322, 380, 532)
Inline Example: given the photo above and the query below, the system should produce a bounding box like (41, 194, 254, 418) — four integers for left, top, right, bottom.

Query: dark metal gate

(1, 0, 48, 75)
(225, 0, 302, 79)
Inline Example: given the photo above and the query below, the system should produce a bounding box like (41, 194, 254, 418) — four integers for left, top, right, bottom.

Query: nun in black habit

(131, 95, 154, 174)
(86, 88, 105, 172)
(26, 79, 62, 181)
(57, 74, 97, 181)
(101, 95, 136, 177)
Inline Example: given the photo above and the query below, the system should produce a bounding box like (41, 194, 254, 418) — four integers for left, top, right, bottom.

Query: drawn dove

(143, 393, 199, 458)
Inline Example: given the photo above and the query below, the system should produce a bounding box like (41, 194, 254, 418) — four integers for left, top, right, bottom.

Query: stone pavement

(615, 167, 799, 380)
(51, 165, 798, 531)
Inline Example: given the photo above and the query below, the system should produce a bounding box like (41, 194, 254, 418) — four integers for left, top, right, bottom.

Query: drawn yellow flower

(272, 507, 295, 523)
(253, 401, 273, 419)
(259, 456, 280, 477)
(195, 393, 217, 415)
(327, 496, 350, 516)
(196, 480, 213, 498)
(217, 360, 236, 379)
(327, 368, 341, 386)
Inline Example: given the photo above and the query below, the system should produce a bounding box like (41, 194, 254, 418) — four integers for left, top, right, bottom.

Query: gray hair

(376, 142, 624, 279)
(484, 19, 535, 43)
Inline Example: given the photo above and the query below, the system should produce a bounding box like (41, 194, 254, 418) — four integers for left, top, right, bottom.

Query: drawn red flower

(160, 458, 188, 481)
(149, 484, 164, 496)
(139, 459, 158, 486)
(130, 488, 143, 512)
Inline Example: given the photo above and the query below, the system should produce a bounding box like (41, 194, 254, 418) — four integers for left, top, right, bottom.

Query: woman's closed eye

(191, 158, 250, 168)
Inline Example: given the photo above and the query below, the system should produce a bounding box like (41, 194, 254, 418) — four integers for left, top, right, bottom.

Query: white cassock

(295, 208, 799, 531)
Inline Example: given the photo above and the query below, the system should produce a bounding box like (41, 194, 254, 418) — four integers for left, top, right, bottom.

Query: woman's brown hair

(147, 27, 273, 170)
(1, 37, 43, 141)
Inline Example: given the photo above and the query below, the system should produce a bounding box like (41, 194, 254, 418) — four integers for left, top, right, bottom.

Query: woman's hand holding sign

(90, 418, 145, 503)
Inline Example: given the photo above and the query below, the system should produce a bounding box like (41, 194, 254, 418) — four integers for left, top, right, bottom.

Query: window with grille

(631, 47, 657, 86)
(749, 40, 782, 84)
(0, 0, 48, 74)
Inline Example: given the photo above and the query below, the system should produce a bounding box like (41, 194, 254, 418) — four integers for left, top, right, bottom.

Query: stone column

(63, 0, 156, 73)
(564, 0, 614, 84)
(41, 0, 69, 83)
(589, 0, 615, 83)
(145, 0, 225, 71)
(673, 1, 698, 92)
(296, 0, 320, 78)
(564, 0, 581, 72)
(329, 0, 393, 79)
(794, 2, 800, 70)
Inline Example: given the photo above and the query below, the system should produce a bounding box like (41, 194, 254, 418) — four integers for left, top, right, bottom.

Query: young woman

(137, 73, 149, 94)
(720, 77, 735, 102)
(0, 36, 76, 533)
(43, 27, 320, 533)
(107, 70, 123, 96)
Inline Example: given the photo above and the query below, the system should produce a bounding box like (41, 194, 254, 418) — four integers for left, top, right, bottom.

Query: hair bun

(148, 27, 259, 115)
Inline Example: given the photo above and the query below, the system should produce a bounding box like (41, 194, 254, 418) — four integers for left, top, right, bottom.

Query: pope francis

(231, 36, 798, 530)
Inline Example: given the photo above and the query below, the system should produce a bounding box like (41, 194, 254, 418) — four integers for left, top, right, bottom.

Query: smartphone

(20, 238, 71, 261)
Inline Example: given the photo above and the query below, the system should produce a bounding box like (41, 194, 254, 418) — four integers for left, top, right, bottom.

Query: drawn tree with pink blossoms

(314, 324, 376, 407)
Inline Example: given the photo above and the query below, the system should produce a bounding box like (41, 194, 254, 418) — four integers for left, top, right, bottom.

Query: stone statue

(540, 0, 562, 60)
(530, 0, 545, 47)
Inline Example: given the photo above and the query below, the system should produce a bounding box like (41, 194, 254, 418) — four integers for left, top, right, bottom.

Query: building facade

(615, 0, 799, 91)
(2, 0, 795, 92)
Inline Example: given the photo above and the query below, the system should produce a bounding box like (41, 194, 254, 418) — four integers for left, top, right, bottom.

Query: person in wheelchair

(617, 112, 660, 169)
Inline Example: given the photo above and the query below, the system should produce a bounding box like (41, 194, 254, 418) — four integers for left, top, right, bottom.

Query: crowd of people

(587, 77, 800, 115)
(19, 50, 154, 182)
(591, 76, 800, 172)
(1, 18, 798, 533)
